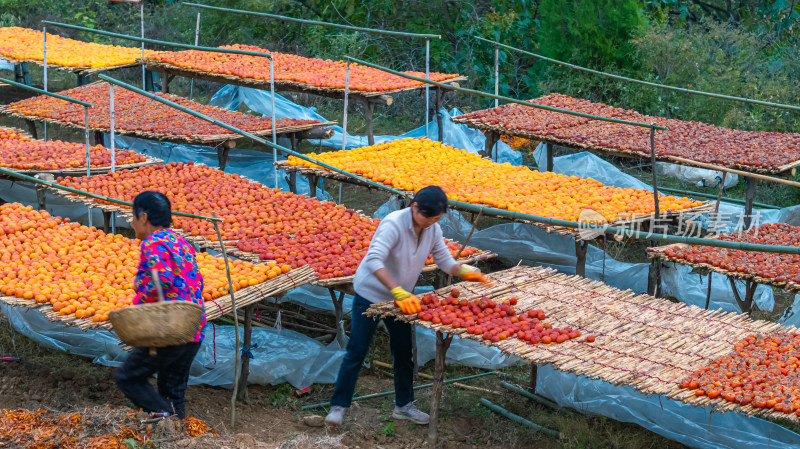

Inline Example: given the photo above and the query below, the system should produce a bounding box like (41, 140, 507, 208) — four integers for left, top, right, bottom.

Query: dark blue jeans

(115, 341, 201, 419)
(330, 294, 414, 408)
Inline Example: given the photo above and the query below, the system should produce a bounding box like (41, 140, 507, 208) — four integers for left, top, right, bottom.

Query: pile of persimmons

(0, 203, 287, 323)
(147, 44, 460, 92)
(0, 127, 146, 171)
(416, 288, 592, 345)
(455, 93, 800, 171)
(6, 83, 319, 138)
(662, 223, 800, 286)
(288, 138, 703, 223)
(0, 27, 159, 68)
(680, 332, 800, 416)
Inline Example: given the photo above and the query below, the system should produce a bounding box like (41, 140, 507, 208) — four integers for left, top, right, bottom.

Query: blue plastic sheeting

(0, 302, 347, 388)
(536, 364, 800, 449)
(0, 59, 14, 71)
(208, 85, 522, 165)
(106, 134, 331, 200)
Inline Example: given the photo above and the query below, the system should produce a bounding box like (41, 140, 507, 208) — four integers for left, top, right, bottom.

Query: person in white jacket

(325, 186, 488, 426)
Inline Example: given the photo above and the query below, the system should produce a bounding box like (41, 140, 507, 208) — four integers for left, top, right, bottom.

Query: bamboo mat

(0, 265, 315, 331)
(366, 265, 798, 421)
(1, 155, 163, 177)
(275, 161, 715, 240)
(141, 59, 466, 101)
(648, 243, 800, 293)
(0, 106, 335, 146)
(451, 117, 800, 177)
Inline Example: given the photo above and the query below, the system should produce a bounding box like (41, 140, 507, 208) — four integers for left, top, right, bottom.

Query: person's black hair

(132, 191, 172, 228)
(410, 186, 448, 217)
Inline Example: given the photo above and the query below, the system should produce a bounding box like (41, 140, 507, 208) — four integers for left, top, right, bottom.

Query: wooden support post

(545, 142, 553, 172)
(93, 131, 104, 146)
(161, 73, 175, 94)
(237, 303, 255, 402)
(308, 174, 319, 198)
(26, 121, 38, 140)
(328, 289, 347, 347)
(216, 140, 235, 172)
(482, 131, 500, 159)
(729, 277, 757, 314)
(364, 101, 375, 146)
(435, 87, 445, 142)
(744, 176, 756, 229)
(144, 70, 156, 92)
(102, 211, 111, 234)
(290, 133, 298, 153)
(35, 185, 46, 211)
(574, 240, 589, 277)
(530, 363, 538, 391)
(14, 63, 31, 86)
(648, 258, 663, 298)
(286, 171, 297, 194)
(428, 332, 453, 446)
(77, 73, 90, 86)
(704, 272, 713, 310)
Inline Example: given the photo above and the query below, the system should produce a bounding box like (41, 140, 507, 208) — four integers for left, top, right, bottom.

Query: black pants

(330, 294, 414, 408)
(115, 341, 201, 419)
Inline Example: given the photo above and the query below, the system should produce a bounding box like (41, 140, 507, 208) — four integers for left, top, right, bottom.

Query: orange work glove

(458, 265, 494, 286)
(391, 287, 421, 314)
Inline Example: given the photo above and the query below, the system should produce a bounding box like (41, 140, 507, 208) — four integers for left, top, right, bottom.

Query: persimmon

(289, 137, 703, 223)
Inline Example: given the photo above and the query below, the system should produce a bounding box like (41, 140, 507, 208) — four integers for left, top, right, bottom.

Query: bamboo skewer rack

(367, 265, 798, 422)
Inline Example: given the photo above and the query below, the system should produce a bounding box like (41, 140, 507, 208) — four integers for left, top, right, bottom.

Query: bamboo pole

(669, 156, 800, 188)
(428, 332, 453, 445)
(212, 213, 241, 428)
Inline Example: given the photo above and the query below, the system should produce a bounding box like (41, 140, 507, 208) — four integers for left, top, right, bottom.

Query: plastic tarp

(536, 364, 800, 449)
(0, 301, 347, 388)
(657, 162, 739, 189)
(0, 59, 14, 71)
(208, 85, 522, 165)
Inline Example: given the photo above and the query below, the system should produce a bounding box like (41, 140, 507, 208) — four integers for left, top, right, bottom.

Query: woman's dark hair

(133, 191, 172, 228)
(411, 186, 448, 217)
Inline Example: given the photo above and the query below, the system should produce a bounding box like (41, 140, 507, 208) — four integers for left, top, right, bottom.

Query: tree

(538, 0, 646, 68)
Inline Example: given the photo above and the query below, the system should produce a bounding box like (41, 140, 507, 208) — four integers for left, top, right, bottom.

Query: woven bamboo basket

(109, 269, 204, 348)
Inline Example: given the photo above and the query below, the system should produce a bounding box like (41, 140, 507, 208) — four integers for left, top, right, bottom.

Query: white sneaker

(324, 405, 346, 426)
(392, 401, 429, 425)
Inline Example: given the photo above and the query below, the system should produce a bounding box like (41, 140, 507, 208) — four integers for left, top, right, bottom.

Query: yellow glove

(391, 287, 421, 314)
(391, 286, 412, 301)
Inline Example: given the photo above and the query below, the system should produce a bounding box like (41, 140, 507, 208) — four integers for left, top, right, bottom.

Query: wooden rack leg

(290, 133, 298, 153)
(216, 146, 230, 172)
(744, 177, 756, 229)
(14, 63, 31, 86)
(728, 277, 757, 314)
(574, 239, 589, 277)
(102, 211, 112, 233)
(704, 272, 713, 309)
(26, 121, 38, 140)
(328, 289, 346, 347)
(307, 174, 319, 198)
(35, 185, 46, 211)
(93, 131, 104, 146)
(545, 142, 554, 172)
(428, 331, 453, 446)
(481, 131, 500, 159)
(530, 363, 538, 391)
(286, 171, 297, 194)
(435, 87, 445, 142)
(237, 303, 255, 403)
(365, 101, 375, 146)
(648, 258, 662, 298)
(77, 73, 90, 86)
